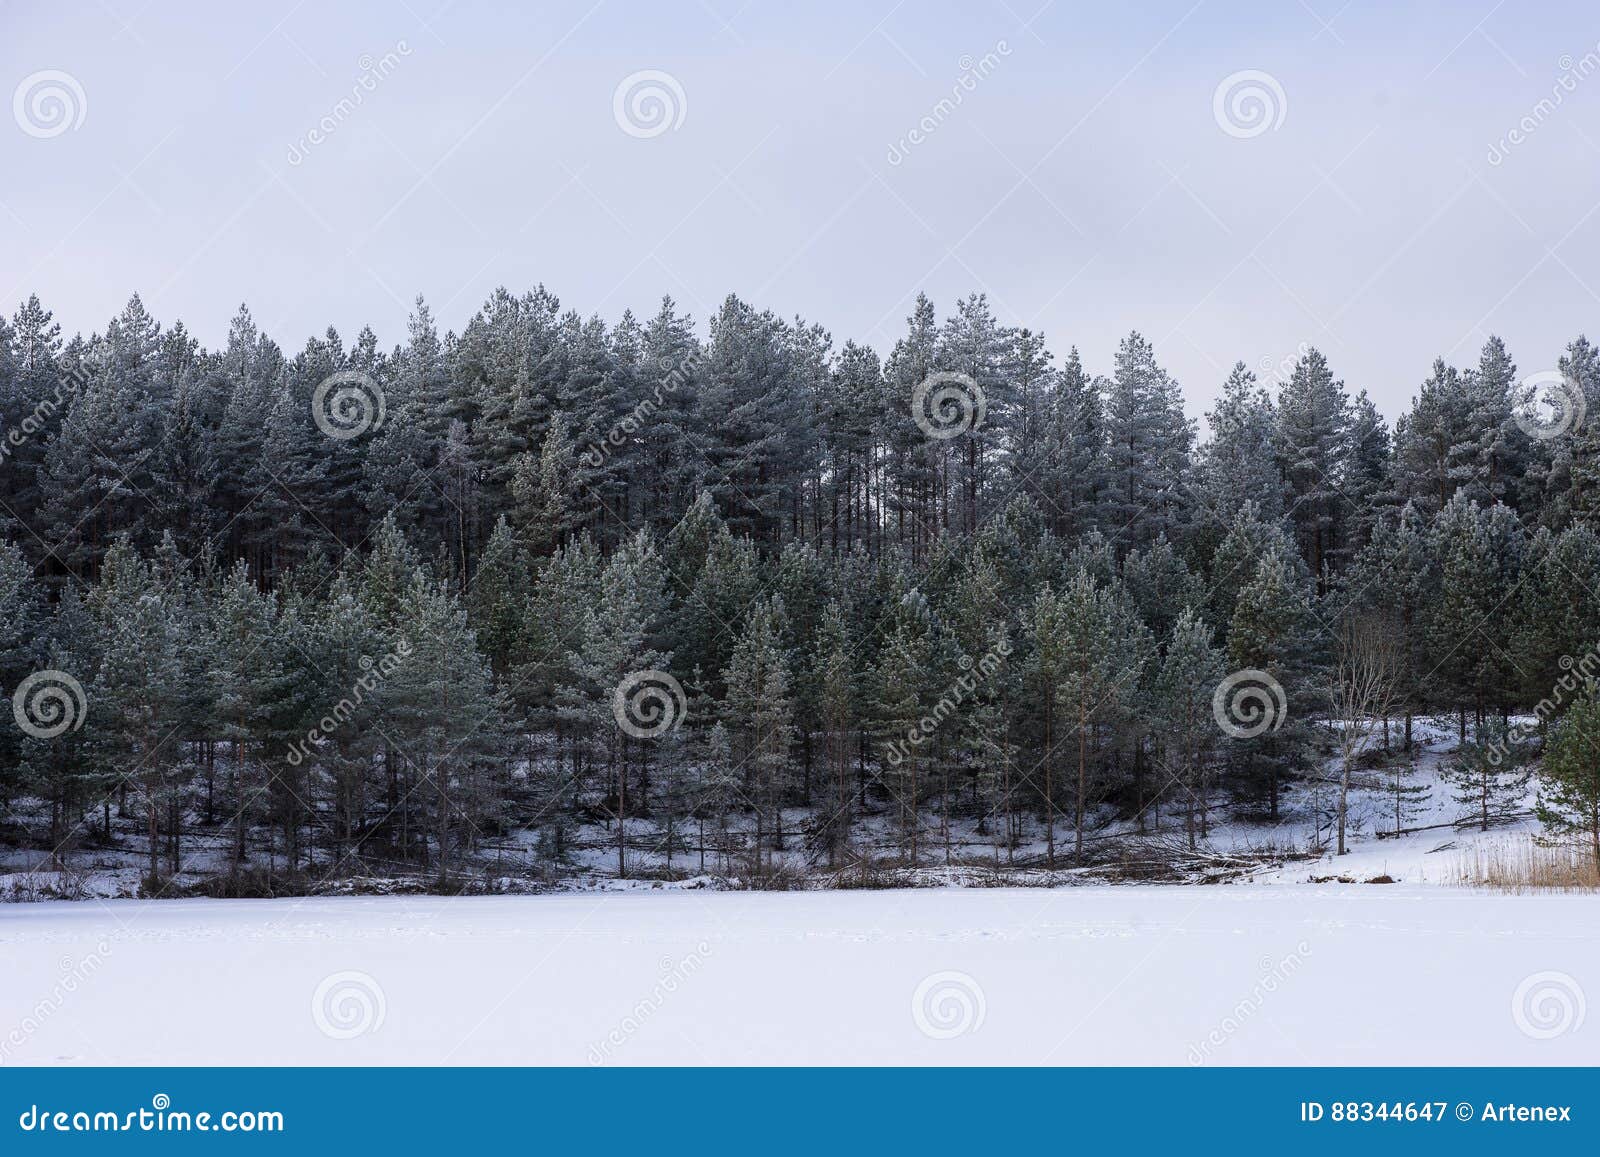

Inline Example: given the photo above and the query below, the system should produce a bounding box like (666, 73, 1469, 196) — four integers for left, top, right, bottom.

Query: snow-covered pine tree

(1153, 607, 1225, 847)
(1538, 686, 1600, 868)
(90, 540, 186, 884)
(1447, 718, 1531, 832)
(1101, 332, 1193, 549)
(563, 530, 672, 878)
(1225, 549, 1315, 824)
(1276, 347, 1352, 585)
(723, 595, 796, 874)
(1198, 362, 1283, 531)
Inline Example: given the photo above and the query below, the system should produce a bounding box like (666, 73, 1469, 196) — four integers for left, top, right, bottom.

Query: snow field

(2, 884, 1595, 1066)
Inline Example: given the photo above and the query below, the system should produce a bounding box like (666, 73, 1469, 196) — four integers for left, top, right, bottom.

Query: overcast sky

(4, 0, 1599, 424)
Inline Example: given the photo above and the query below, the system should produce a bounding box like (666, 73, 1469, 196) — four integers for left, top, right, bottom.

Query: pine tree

(1426, 496, 1522, 738)
(1464, 336, 1530, 510)
(1225, 550, 1315, 823)
(1392, 358, 1473, 517)
(1447, 718, 1530, 832)
(1343, 391, 1392, 551)
(692, 721, 741, 872)
(0, 541, 45, 806)
(871, 592, 938, 865)
(1384, 751, 1432, 835)
(696, 296, 812, 545)
(90, 540, 185, 884)
(723, 596, 796, 872)
(938, 294, 1014, 536)
(1029, 346, 1108, 539)
(1343, 503, 1435, 748)
(882, 294, 942, 558)
(467, 516, 529, 675)
(1153, 608, 1225, 847)
(1198, 362, 1283, 530)
(1537, 337, 1600, 529)
(1277, 348, 1352, 583)
(635, 297, 706, 537)
(1514, 525, 1600, 712)
(1101, 332, 1194, 547)
(818, 341, 883, 553)
(1124, 535, 1205, 646)
(510, 413, 579, 553)
(1204, 500, 1302, 648)
(1538, 686, 1600, 867)
(385, 571, 510, 879)
(563, 530, 672, 877)
(1025, 570, 1146, 866)
(17, 591, 99, 858)
(813, 600, 858, 864)
(1, 298, 64, 531)
(303, 577, 390, 869)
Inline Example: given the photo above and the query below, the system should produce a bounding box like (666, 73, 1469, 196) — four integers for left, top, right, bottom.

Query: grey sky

(3, 0, 1599, 425)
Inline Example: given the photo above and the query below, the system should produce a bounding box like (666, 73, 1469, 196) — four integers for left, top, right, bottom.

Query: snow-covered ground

(0, 716, 1552, 898)
(2, 884, 1595, 1066)
(2, 716, 1594, 1066)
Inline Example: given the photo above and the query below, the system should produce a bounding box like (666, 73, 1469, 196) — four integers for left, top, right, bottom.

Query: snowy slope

(0, 716, 1559, 897)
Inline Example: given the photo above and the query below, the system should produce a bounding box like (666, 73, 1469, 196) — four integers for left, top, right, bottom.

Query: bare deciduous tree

(1326, 614, 1403, 856)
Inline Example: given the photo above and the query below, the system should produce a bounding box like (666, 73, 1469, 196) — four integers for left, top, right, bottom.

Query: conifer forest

(3, 287, 1600, 894)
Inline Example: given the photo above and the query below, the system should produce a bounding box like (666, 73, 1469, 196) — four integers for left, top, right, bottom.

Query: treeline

(2, 288, 1599, 884)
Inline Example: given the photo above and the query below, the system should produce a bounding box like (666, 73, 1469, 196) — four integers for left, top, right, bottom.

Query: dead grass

(1449, 837, 1600, 891)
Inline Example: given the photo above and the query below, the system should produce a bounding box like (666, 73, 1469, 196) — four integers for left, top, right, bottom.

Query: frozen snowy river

(2, 886, 1595, 1065)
